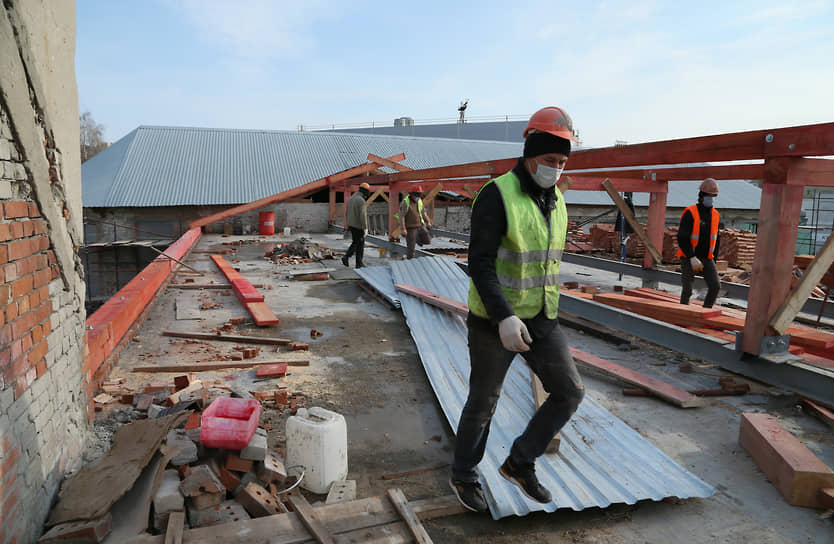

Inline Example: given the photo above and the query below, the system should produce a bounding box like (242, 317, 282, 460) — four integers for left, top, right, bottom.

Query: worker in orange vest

(676, 178, 721, 308)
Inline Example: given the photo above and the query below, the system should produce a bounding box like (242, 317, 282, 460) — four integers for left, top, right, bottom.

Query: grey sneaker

(499, 457, 552, 503)
(449, 478, 488, 513)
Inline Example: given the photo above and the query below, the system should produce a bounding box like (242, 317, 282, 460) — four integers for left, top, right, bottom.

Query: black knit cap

(523, 131, 571, 158)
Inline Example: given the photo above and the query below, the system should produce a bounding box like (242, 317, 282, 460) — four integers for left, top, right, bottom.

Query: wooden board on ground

(570, 348, 704, 408)
(739, 412, 834, 508)
(386, 488, 432, 544)
(287, 494, 336, 544)
(175, 295, 201, 320)
(132, 360, 309, 373)
(121, 488, 440, 544)
(163, 511, 184, 544)
(245, 301, 280, 326)
(162, 331, 291, 344)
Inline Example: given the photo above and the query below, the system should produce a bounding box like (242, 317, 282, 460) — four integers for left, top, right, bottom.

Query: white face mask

(531, 163, 563, 189)
(702, 196, 714, 207)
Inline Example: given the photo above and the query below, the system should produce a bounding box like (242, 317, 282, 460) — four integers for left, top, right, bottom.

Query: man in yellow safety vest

(449, 107, 585, 513)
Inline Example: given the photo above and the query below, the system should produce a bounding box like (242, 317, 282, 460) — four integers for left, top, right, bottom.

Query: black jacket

(677, 203, 721, 260)
(467, 158, 560, 337)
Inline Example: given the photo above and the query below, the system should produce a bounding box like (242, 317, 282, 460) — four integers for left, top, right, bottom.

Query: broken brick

(256, 452, 286, 484)
(235, 482, 285, 518)
(174, 375, 190, 391)
(184, 412, 201, 430)
(225, 453, 253, 473)
(37, 514, 112, 543)
(289, 342, 309, 351)
(255, 362, 287, 378)
(229, 317, 246, 325)
(179, 465, 225, 497)
(274, 389, 288, 405)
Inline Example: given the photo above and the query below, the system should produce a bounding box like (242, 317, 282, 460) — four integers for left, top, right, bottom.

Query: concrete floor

(109, 233, 834, 543)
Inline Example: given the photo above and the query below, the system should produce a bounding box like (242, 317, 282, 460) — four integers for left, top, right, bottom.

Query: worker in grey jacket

(342, 182, 371, 268)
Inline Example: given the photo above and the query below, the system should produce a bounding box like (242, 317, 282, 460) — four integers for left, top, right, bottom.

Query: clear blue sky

(76, 0, 834, 148)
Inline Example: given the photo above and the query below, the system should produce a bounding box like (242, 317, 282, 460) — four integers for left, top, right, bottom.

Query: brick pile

(626, 234, 646, 258)
(589, 224, 617, 252)
(717, 229, 757, 268)
(662, 226, 680, 262)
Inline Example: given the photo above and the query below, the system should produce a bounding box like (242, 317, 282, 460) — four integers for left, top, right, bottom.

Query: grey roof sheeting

(81, 126, 522, 208)
(319, 120, 529, 142)
(369, 257, 713, 518)
(82, 125, 761, 211)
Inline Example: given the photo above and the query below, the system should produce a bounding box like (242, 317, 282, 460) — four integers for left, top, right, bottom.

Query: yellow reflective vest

(468, 170, 567, 319)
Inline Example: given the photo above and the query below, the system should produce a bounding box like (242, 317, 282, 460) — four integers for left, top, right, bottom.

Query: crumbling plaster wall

(1, 2, 87, 543)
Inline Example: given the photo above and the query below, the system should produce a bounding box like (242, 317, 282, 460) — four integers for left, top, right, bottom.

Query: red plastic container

(259, 212, 275, 235)
(200, 397, 261, 450)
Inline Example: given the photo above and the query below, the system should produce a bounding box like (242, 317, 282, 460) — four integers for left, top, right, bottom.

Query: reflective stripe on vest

(676, 205, 720, 260)
(468, 171, 567, 319)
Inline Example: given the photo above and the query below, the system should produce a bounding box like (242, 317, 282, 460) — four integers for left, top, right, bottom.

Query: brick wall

(0, 2, 88, 539)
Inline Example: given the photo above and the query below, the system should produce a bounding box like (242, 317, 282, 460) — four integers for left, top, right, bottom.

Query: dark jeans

(451, 317, 585, 483)
(345, 227, 364, 267)
(405, 227, 418, 259)
(680, 257, 720, 308)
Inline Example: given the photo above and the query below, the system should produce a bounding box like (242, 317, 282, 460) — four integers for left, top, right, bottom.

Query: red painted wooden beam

(210, 255, 279, 326)
(566, 163, 765, 181)
(189, 153, 406, 229)
(765, 157, 834, 187)
(562, 177, 668, 193)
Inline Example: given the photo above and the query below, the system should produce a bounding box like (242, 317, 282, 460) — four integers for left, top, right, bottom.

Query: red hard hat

(411, 185, 423, 193)
(523, 106, 578, 142)
(699, 178, 719, 195)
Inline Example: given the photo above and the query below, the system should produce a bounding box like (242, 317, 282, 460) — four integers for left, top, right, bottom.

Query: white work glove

(498, 316, 532, 352)
(689, 256, 703, 273)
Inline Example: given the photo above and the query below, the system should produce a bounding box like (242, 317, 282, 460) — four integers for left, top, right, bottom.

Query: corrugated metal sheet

(82, 126, 522, 208)
(366, 257, 713, 518)
(355, 266, 400, 308)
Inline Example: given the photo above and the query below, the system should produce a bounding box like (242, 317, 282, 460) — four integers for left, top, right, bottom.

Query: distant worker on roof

(399, 186, 432, 259)
(677, 178, 721, 308)
(342, 182, 371, 269)
(449, 106, 585, 513)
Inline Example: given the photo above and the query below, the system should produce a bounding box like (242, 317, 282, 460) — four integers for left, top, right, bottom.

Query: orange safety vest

(676, 205, 719, 260)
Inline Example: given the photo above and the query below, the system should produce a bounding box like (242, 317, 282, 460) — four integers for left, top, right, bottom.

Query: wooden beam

(329, 202, 345, 222)
(765, 157, 834, 187)
(287, 494, 336, 544)
(132, 360, 309, 372)
(358, 158, 517, 186)
(556, 175, 573, 193)
(569, 348, 704, 408)
(462, 184, 477, 199)
(328, 189, 336, 221)
(163, 511, 184, 544)
(566, 163, 765, 182)
(367, 153, 413, 172)
(364, 188, 387, 206)
(162, 331, 292, 344)
(770, 232, 834, 334)
(389, 189, 400, 238)
(565, 122, 834, 170)
(386, 488, 432, 544)
(394, 284, 468, 315)
(189, 153, 405, 228)
(421, 183, 444, 206)
(742, 180, 804, 354)
(644, 190, 668, 269)
(601, 179, 663, 264)
(739, 412, 834, 508)
(563, 176, 668, 193)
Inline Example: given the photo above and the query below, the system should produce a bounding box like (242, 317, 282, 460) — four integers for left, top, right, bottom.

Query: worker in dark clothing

(342, 182, 370, 268)
(449, 107, 585, 514)
(677, 178, 721, 308)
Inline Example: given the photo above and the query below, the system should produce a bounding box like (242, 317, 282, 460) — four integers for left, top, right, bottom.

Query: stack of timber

(662, 226, 680, 262)
(589, 223, 617, 252)
(614, 288, 834, 365)
(717, 229, 757, 268)
(626, 233, 646, 258)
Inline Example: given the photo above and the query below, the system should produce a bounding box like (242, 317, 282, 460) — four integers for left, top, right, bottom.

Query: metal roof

(563, 179, 762, 210)
(365, 257, 713, 518)
(81, 126, 522, 208)
(318, 120, 529, 142)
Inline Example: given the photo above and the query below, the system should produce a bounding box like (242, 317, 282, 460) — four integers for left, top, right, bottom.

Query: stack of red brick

(625, 234, 646, 258)
(662, 226, 680, 262)
(717, 229, 757, 268)
(0, 199, 59, 398)
(589, 224, 617, 252)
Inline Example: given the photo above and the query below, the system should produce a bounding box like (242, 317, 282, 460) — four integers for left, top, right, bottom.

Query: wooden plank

(287, 494, 337, 544)
(132, 360, 309, 373)
(409, 494, 468, 520)
(800, 398, 834, 429)
(162, 331, 291, 344)
(601, 178, 663, 264)
(421, 183, 444, 206)
(359, 157, 516, 187)
(766, 156, 834, 187)
(386, 488, 432, 544)
(246, 301, 280, 326)
(556, 174, 573, 193)
(592, 293, 723, 321)
(769, 231, 834, 334)
(644, 190, 668, 268)
(190, 153, 406, 228)
(367, 153, 413, 172)
(739, 412, 834, 508)
(566, 163, 765, 182)
(820, 488, 834, 510)
(175, 295, 201, 320)
(558, 176, 668, 194)
(364, 188, 387, 206)
(570, 348, 704, 408)
(163, 511, 184, 544)
(742, 181, 804, 354)
(394, 284, 468, 316)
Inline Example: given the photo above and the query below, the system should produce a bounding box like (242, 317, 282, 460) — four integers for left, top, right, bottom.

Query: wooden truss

(191, 122, 834, 355)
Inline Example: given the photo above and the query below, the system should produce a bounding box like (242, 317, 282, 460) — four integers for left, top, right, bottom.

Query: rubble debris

(37, 514, 112, 544)
(326, 480, 356, 504)
(266, 238, 334, 263)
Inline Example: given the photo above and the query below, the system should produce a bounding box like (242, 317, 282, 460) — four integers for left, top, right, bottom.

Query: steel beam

(559, 293, 834, 406)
